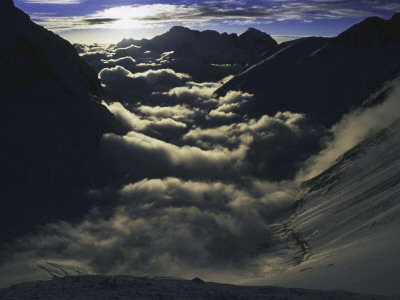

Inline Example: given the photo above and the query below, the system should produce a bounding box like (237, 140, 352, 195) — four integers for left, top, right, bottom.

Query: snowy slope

(239, 120, 400, 296)
(0, 275, 397, 300)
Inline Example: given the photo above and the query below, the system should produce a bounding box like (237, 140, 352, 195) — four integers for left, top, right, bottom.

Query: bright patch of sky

(13, 0, 400, 44)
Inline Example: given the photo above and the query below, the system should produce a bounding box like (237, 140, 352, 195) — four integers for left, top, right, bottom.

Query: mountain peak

(169, 26, 193, 33)
(244, 27, 263, 34)
(240, 27, 266, 38)
(336, 13, 400, 47)
(389, 12, 400, 25)
(390, 12, 400, 20)
(239, 27, 277, 47)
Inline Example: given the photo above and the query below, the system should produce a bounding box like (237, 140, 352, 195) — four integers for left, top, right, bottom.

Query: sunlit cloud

(30, 1, 400, 33)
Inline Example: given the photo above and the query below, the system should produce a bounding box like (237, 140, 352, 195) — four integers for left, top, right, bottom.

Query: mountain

(0, 0, 124, 242)
(116, 26, 277, 66)
(215, 13, 400, 126)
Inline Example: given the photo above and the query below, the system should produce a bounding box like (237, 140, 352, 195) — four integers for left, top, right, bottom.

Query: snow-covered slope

(0, 275, 397, 300)
(239, 116, 400, 295)
(215, 13, 400, 126)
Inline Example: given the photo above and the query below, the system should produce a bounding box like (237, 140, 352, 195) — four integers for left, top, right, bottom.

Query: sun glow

(95, 5, 182, 23)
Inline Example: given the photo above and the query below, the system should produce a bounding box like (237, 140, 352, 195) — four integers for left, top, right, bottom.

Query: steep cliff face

(215, 13, 400, 127)
(0, 0, 124, 242)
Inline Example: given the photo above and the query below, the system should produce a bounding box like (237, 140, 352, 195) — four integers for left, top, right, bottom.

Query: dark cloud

(3, 177, 295, 282)
(86, 130, 248, 186)
(114, 45, 151, 62)
(99, 66, 191, 101)
(101, 57, 136, 73)
(84, 18, 119, 25)
(134, 1, 400, 23)
(139, 6, 270, 22)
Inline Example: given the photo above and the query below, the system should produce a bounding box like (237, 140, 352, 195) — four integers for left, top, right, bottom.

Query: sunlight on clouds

(28, 1, 400, 42)
(94, 5, 180, 21)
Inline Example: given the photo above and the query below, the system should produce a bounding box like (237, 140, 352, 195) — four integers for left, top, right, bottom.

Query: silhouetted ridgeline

(215, 13, 400, 126)
(0, 0, 125, 242)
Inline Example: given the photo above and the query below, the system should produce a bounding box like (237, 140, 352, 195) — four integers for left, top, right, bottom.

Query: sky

(13, 0, 400, 44)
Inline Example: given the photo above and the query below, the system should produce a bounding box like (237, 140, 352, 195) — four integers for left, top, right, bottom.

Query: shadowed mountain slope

(215, 13, 400, 126)
(0, 0, 124, 242)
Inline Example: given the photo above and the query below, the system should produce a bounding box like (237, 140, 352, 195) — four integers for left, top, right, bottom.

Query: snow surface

(238, 121, 400, 296)
(0, 275, 397, 300)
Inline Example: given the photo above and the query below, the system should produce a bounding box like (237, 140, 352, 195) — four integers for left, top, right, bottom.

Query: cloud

(84, 18, 119, 25)
(32, 2, 400, 33)
(145, 76, 234, 109)
(100, 66, 190, 86)
(137, 104, 198, 121)
(2, 177, 296, 283)
(101, 57, 136, 73)
(183, 110, 325, 180)
(159, 82, 219, 105)
(297, 83, 400, 182)
(100, 85, 324, 182)
(87, 130, 248, 186)
(99, 66, 191, 100)
(135, 69, 191, 86)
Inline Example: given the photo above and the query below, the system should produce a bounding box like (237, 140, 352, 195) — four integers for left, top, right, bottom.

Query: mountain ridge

(0, 0, 125, 243)
(215, 12, 400, 126)
(115, 25, 277, 66)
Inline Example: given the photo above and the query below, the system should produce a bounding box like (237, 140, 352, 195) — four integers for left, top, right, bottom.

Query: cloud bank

(2, 177, 296, 285)
(297, 83, 400, 182)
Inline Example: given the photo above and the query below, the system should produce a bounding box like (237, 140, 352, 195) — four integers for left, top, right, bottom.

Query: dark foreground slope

(0, 275, 397, 300)
(0, 0, 124, 242)
(215, 13, 400, 126)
